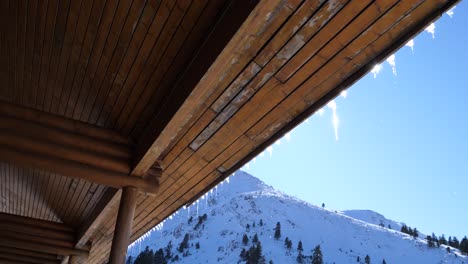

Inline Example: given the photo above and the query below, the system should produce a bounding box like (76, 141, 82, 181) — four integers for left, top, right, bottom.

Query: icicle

(405, 39, 414, 53)
(340, 90, 348, 98)
(386, 54, 397, 76)
(267, 146, 273, 157)
(371, 64, 382, 78)
(327, 100, 339, 141)
(446, 6, 455, 18)
(285, 132, 291, 142)
(318, 108, 325, 116)
(425, 23, 435, 39)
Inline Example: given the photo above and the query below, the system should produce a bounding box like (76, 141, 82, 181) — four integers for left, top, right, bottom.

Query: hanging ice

(386, 54, 397, 76)
(318, 108, 325, 116)
(275, 139, 281, 146)
(405, 39, 414, 53)
(327, 100, 339, 141)
(267, 146, 273, 157)
(371, 64, 382, 78)
(340, 90, 348, 99)
(425, 23, 435, 39)
(446, 6, 455, 18)
(285, 132, 291, 142)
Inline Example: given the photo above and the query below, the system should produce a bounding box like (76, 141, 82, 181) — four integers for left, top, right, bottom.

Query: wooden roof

(0, 0, 457, 263)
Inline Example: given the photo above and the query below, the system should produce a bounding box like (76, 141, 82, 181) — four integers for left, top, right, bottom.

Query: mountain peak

(128, 171, 468, 264)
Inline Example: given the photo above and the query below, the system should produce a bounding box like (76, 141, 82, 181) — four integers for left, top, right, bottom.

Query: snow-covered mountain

(127, 171, 467, 264)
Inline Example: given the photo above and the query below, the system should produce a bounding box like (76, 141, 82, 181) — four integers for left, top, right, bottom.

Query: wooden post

(109, 187, 138, 263)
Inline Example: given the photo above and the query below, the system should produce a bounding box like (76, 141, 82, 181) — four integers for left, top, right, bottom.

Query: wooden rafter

(0, 101, 160, 193)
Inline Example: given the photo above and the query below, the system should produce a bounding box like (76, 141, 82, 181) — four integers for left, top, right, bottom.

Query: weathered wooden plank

(77, 0, 147, 123)
(114, 0, 193, 134)
(95, 1, 162, 126)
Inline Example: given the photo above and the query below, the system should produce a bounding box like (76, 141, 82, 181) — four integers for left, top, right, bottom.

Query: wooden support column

(109, 187, 138, 263)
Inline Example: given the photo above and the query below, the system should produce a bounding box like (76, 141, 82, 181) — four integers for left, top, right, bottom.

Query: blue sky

(245, 3, 467, 239)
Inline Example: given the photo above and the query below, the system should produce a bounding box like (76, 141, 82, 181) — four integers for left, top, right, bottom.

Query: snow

(127, 171, 467, 264)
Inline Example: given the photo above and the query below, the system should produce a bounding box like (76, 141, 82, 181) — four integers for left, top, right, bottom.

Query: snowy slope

(127, 171, 467, 264)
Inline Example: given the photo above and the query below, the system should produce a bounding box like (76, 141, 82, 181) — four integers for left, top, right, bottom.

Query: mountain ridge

(127, 171, 467, 264)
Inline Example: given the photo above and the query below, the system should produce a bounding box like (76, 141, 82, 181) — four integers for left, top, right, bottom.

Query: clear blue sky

(246, 3, 467, 239)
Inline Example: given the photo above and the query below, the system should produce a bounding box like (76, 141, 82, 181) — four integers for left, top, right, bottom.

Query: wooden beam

(0, 212, 73, 232)
(0, 100, 130, 145)
(0, 251, 60, 264)
(0, 212, 75, 241)
(132, 0, 260, 177)
(0, 100, 160, 192)
(0, 236, 88, 257)
(109, 187, 138, 263)
(0, 245, 59, 262)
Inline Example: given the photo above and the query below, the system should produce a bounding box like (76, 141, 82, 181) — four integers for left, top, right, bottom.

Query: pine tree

(440, 234, 447, 245)
(412, 228, 419, 238)
(240, 248, 247, 261)
(260, 219, 264, 226)
(253, 233, 259, 244)
(401, 224, 408, 234)
(253, 221, 256, 228)
(449, 236, 453, 247)
(284, 237, 292, 249)
(195, 242, 200, 249)
(126, 256, 134, 264)
(164, 241, 172, 260)
(322, 203, 325, 208)
(274, 222, 281, 240)
(154, 248, 166, 264)
(357, 256, 360, 262)
(243, 234, 249, 245)
(382, 259, 387, 264)
(447, 247, 451, 253)
(427, 235, 434, 247)
(178, 233, 190, 253)
(453, 236, 460, 249)
(134, 246, 154, 264)
(311, 245, 323, 264)
(460, 236, 468, 255)
(365, 254, 371, 264)
(297, 241, 303, 252)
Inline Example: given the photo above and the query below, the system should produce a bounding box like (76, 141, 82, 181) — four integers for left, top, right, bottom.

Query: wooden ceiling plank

(127, 0, 212, 137)
(30, 0, 48, 109)
(49, 0, 84, 113)
(105, 0, 177, 129)
(114, 0, 192, 134)
(0, 1, 8, 97)
(21, 0, 39, 107)
(76, 0, 137, 122)
(162, 108, 217, 171)
(36, 0, 60, 110)
(14, 0, 27, 104)
(254, 0, 325, 67)
(41, 0, 72, 112)
(132, 0, 288, 176)
(61, 179, 87, 224)
(85, 0, 149, 124)
(62, 0, 109, 120)
(39, 171, 55, 220)
(46, 173, 62, 222)
(77, 184, 106, 227)
(95, 1, 162, 126)
(67, 181, 93, 226)
(7, 0, 17, 101)
(56, 0, 94, 116)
